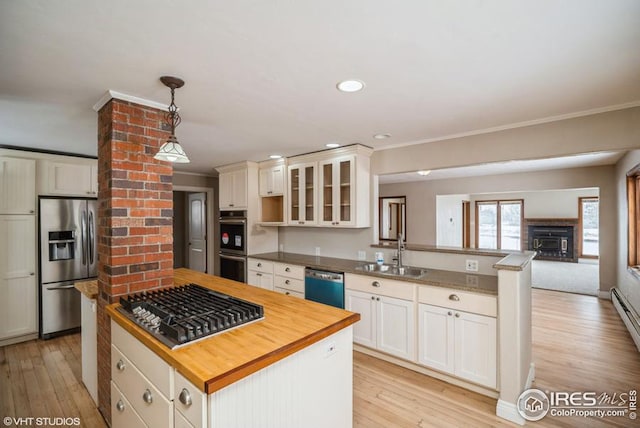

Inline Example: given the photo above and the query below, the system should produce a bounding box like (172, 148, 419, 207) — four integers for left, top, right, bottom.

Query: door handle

(88, 210, 95, 264)
(81, 211, 87, 265)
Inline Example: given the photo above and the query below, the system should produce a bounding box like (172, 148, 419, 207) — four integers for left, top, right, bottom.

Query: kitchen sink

(356, 263, 427, 279)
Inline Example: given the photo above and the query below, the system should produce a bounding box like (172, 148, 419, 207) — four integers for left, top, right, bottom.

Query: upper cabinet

(0, 157, 36, 214)
(288, 145, 371, 228)
(288, 162, 317, 226)
(39, 160, 98, 197)
(219, 168, 248, 210)
(259, 164, 285, 197)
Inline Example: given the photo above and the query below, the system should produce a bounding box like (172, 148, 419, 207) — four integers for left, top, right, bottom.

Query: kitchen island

(106, 268, 359, 428)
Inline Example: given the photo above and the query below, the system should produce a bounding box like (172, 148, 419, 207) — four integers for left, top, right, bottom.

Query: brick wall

(96, 98, 174, 423)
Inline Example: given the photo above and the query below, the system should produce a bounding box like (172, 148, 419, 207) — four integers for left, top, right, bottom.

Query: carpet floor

(531, 259, 599, 296)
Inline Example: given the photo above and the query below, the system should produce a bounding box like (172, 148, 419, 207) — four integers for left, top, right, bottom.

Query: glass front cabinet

(288, 162, 317, 225)
(319, 156, 356, 227)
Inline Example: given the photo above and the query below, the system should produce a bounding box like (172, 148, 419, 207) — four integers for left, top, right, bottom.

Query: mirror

(379, 196, 406, 241)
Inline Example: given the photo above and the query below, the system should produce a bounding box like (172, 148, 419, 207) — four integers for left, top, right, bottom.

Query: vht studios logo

(517, 388, 637, 421)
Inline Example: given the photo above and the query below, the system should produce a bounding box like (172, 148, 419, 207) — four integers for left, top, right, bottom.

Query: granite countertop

(249, 252, 499, 295)
(74, 279, 98, 300)
(371, 242, 513, 258)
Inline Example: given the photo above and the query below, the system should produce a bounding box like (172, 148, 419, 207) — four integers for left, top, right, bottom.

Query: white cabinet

(246, 258, 274, 290)
(111, 321, 174, 428)
(219, 169, 247, 210)
(0, 157, 36, 214)
(259, 165, 284, 196)
(273, 262, 305, 298)
(175, 371, 207, 428)
(318, 155, 356, 227)
(41, 160, 98, 197)
(287, 162, 317, 225)
(418, 303, 497, 389)
(81, 293, 98, 405)
(0, 215, 37, 340)
(345, 273, 415, 361)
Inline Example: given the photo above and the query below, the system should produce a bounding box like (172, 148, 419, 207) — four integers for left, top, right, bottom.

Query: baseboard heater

(611, 288, 640, 352)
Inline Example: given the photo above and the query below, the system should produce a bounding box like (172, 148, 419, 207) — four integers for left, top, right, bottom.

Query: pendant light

(154, 76, 190, 163)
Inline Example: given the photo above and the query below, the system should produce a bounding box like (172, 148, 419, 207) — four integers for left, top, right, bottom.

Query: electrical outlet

(465, 259, 479, 272)
(357, 250, 366, 260)
(466, 275, 479, 286)
(315, 247, 321, 256)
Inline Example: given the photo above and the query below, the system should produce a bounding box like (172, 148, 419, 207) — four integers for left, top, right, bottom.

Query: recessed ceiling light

(373, 133, 391, 140)
(336, 80, 365, 93)
(325, 143, 340, 148)
(417, 170, 431, 176)
(269, 154, 282, 159)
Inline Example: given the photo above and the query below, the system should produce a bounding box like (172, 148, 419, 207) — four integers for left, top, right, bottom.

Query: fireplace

(524, 219, 578, 262)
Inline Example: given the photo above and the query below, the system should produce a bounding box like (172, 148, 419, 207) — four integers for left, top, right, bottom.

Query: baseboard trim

(354, 344, 498, 398)
(0, 332, 38, 347)
(526, 362, 536, 389)
(496, 399, 526, 425)
(598, 289, 612, 300)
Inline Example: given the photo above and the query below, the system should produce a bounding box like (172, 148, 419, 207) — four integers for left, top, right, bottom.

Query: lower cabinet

(246, 258, 274, 290)
(346, 289, 415, 361)
(418, 303, 497, 389)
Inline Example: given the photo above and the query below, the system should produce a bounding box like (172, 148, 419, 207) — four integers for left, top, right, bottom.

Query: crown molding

(92, 90, 169, 112)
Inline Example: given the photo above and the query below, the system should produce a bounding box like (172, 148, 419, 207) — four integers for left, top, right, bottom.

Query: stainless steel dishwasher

(304, 268, 345, 309)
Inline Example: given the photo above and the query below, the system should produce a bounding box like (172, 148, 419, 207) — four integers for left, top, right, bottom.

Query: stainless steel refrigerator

(39, 197, 97, 338)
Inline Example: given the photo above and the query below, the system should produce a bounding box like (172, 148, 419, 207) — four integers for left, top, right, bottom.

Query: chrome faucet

(396, 233, 405, 268)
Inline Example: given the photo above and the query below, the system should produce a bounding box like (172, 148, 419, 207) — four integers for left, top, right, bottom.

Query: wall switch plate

(466, 259, 479, 272)
(315, 247, 321, 256)
(357, 250, 366, 260)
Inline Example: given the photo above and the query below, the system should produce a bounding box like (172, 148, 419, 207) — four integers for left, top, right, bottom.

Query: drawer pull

(285, 279, 290, 285)
(256, 273, 262, 277)
(116, 359, 125, 371)
(116, 400, 125, 412)
(371, 296, 375, 300)
(372, 281, 381, 288)
(142, 389, 153, 404)
(448, 311, 453, 316)
(179, 388, 193, 407)
(257, 262, 262, 267)
(285, 267, 291, 272)
(449, 294, 460, 301)
(455, 313, 461, 318)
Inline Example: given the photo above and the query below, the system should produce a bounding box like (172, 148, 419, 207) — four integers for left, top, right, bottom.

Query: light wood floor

(2, 289, 639, 427)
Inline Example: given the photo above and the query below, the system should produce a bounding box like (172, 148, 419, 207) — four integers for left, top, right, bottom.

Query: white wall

(616, 150, 640, 316)
(436, 194, 468, 247)
(380, 165, 616, 292)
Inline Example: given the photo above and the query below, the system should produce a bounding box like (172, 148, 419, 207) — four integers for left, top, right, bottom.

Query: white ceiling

(1, 1, 639, 175)
(378, 151, 626, 184)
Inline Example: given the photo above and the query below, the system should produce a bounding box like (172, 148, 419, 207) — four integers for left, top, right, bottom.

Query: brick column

(96, 99, 174, 423)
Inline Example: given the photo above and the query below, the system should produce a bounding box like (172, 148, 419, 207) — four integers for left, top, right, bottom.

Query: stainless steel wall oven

(219, 210, 247, 282)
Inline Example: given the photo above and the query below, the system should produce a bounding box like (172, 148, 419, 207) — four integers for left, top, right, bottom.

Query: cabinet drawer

(112, 345, 173, 428)
(111, 381, 147, 428)
(273, 262, 304, 279)
(111, 320, 173, 399)
(274, 287, 304, 299)
(175, 371, 207, 428)
(247, 258, 274, 274)
(418, 286, 496, 317)
(345, 273, 415, 301)
(274, 276, 304, 293)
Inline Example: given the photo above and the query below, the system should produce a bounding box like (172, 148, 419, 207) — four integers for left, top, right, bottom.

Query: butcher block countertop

(106, 268, 360, 394)
(74, 279, 98, 300)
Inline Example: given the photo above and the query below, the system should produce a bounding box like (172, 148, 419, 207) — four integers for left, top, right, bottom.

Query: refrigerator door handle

(81, 210, 87, 265)
(88, 210, 95, 264)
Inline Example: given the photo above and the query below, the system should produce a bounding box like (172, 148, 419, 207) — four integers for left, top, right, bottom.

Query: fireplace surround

(524, 218, 579, 262)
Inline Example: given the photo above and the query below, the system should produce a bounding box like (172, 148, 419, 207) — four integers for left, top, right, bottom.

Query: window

(476, 200, 523, 250)
(628, 167, 640, 268)
(579, 197, 599, 258)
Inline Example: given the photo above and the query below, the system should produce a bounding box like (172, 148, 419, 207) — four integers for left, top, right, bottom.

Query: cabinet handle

(142, 389, 153, 404)
(256, 273, 262, 277)
(449, 294, 460, 301)
(455, 313, 460, 318)
(371, 296, 375, 300)
(285, 291, 290, 296)
(86, 191, 92, 195)
(372, 281, 381, 288)
(116, 359, 125, 371)
(116, 400, 125, 412)
(257, 262, 262, 267)
(376, 297, 380, 301)
(29, 210, 34, 214)
(298, 221, 304, 225)
(179, 388, 193, 407)
(285, 279, 290, 285)
(29, 272, 35, 276)
(229, 204, 234, 207)
(285, 267, 290, 272)
(447, 311, 453, 316)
